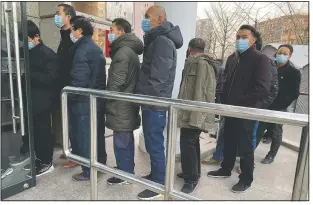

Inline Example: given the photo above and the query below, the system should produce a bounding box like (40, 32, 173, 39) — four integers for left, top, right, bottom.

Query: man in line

(207, 25, 272, 193)
(255, 44, 301, 164)
(105, 18, 143, 185)
(177, 38, 218, 194)
(136, 5, 183, 200)
(52, 3, 78, 168)
(69, 16, 107, 181)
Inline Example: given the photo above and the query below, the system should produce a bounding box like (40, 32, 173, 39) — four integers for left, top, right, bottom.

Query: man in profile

(136, 5, 183, 200)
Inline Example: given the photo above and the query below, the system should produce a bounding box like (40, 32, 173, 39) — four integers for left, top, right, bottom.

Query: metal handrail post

(61, 92, 70, 157)
(292, 126, 309, 200)
(164, 106, 178, 200)
(90, 95, 98, 200)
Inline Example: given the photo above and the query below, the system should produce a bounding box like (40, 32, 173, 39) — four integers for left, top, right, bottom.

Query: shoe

(231, 181, 251, 193)
(23, 158, 42, 171)
(107, 177, 131, 185)
(60, 154, 66, 159)
(207, 169, 231, 178)
(1, 167, 13, 179)
(176, 173, 201, 180)
(10, 154, 30, 166)
(142, 173, 152, 180)
(36, 163, 54, 177)
(63, 161, 79, 168)
(261, 154, 274, 164)
(23, 164, 31, 171)
(181, 180, 199, 194)
(138, 189, 163, 200)
(72, 172, 90, 181)
(263, 138, 272, 144)
(202, 158, 221, 165)
(209, 134, 217, 139)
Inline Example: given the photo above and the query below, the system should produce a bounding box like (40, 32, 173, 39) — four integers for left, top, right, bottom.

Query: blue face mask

(276, 54, 289, 64)
(141, 19, 152, 33)
(108, 33, 115, 43)
(54, 15, 64, 28)
(236, 39, 250, 53)
(70, 32, 78, 43)
(28, 42, 35, 50)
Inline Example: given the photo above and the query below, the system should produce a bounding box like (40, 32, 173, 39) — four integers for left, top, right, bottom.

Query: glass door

(1, 2, 36, 199)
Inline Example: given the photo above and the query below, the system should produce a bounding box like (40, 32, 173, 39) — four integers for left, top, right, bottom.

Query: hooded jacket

(178, 54, 218, 131)
(105, 33, 144, 131)
(136, 21, 183, 111)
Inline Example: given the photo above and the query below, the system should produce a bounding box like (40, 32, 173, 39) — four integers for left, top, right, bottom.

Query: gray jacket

(136, 21, 183, 111)
(178, 54, 218, 132)
(105, 33, 143, 131)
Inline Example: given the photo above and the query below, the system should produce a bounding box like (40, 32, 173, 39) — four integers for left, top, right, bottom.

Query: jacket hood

(110, 33, 144, 58)
(187, 53, 219, 77)
(145, 21, 183, 49)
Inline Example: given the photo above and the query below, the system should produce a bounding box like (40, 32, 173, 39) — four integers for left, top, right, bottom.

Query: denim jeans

(69, 102, 107, 177)
(212, 118, 258, 162)
(113, 131, 135, 174)
(142, 110, 166, 185)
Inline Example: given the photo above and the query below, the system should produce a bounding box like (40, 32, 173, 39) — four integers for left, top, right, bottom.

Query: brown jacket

(177, 53, 218, 131)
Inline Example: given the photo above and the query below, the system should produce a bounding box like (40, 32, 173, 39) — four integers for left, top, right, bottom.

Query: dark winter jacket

(69, 36, 106, 115)
(136, 21, 183, 111)
(268, 61, 301, 111)
(215, 62, 225, 104)
(23, 43, 58, 116)
(54, 29, 75, 108)
(105, 33, 143, 131)
(261, 60, 279, 109)
(221, 47, 272, 108)
(177, 54, 218, 131)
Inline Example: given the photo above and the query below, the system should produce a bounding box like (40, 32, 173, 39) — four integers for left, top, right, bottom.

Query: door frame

(1, 2, 36, 199)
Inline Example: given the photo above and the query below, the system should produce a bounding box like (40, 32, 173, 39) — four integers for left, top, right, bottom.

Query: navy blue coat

(69, 36, 106, 115)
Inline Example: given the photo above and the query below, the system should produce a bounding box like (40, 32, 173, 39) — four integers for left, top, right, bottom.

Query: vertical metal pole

(90, 95, 98, 200)
(61, 92, 69, 155)
(164, 106, 178, 200)
(3, 2, 17, 133)
(12, 2, 25, 136)
(292, 126, 309, 200)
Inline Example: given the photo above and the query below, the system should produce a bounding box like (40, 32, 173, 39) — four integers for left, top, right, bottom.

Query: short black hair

(255, 31, 263, 51)
(27, 20, 40, 39)
(188, 38, 205, 52)
(278, 44, 294, 55)
(70, 16, 93, 36)
(112, 18, 131, 33)
(58, 4, 76, 18)
(239, 24, 257, 38)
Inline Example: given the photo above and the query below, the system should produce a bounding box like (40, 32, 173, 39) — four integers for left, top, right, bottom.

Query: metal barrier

(61, 86, 309, 201)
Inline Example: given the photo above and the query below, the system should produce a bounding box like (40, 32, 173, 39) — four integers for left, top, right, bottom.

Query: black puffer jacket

(136, 21, 183, 111)
(106, 33, 143, 131)
(261, 60, 279, 109)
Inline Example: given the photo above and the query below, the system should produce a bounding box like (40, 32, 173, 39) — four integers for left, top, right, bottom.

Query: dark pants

(113, 131, 135, 174)
(142, 110, 166, 185)
(1, 155, 10, 170)
(22, 111, 54, 164)
(256, 122, 283, 157)
(180, 128, 202, 182)
(212, 117, 225, 161)
(52, 108, 63, 147)
(221, 117, 255, 185)
(69, 103, 107, 176)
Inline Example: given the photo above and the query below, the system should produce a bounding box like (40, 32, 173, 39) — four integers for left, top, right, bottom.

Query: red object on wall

(105, 30, 110, 58)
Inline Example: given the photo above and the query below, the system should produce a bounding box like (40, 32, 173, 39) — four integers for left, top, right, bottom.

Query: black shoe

(261, 154, 274, 164)
(36, 163, 54, 177)
(231, 181, 251, 193)
(107, 177, 131, 185)
(177, 173, 201, 180)
(142, 173, 152, 180)
(207, 169, 231, 178)
(1, 167, 13, 179)
(10, 154, 30, 167)
(181, 180, 199, 194)
(23, 158, 41, 171)
(72, 172, 90, 181)
(138, 189, 163, 200)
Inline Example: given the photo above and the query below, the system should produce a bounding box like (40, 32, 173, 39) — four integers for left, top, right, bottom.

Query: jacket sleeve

(30, 53, 58, 87)
(245, 54, 272, 107)
(189, 61, 215, 127)
(284, 69, 301, 107)
(148, 37, 174, 97)
(107, 51, 129, 92)
(71, 50, 91, 88)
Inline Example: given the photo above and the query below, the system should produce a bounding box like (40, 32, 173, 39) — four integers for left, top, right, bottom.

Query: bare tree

(195, 19, 214, 54)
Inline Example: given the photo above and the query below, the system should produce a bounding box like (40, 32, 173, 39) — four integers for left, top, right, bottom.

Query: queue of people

(15, 3, 301, 200)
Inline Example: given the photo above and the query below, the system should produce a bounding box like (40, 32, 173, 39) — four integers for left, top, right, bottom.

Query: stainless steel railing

(61, 86, 309, 200)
